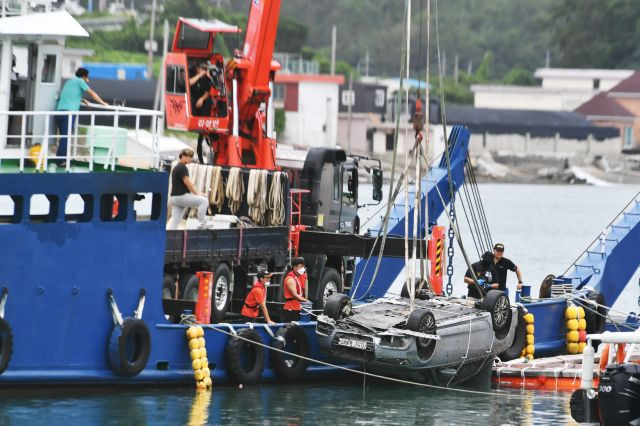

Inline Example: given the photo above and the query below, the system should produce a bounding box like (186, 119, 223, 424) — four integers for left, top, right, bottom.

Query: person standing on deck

(489, 243, 523, 295)
(282, 257, 308, 322)
(55, 68, 108, 166)
(241, 268, 276, 325)
(167, 148, 210, 230)
(464, 251, 496, 299)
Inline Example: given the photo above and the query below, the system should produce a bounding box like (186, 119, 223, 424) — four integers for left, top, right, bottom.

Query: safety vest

(241, 282, 266, 318)
(284, 270, 306, 311)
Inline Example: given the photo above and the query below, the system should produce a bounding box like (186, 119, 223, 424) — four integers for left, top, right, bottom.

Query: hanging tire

(499, 307, 527, 361)
(577, 291, 607, 336)
(211, 263, 232, 323)
(108, 318, 151, 377)
(323, 293, 351, 320)
(316, 267, 342, 309)
(482, 290, 512, 339)
(270, 324, 310, 381)
(182, 274, 200, 301)
(225, 328, 264, 385)
(406, 309, 437, 360)
(0, 318, 13, 375)
(162, 274, 176, 300)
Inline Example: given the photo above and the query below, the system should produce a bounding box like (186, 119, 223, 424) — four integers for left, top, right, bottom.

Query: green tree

(503, 68, 535, 86)
(475, 51, 494, 82)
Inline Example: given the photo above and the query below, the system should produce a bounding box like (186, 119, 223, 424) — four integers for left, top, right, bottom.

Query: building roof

(275, 74, 345, 85)
(575, 92, 634, 118)
(608, 71, 640, 94)
(0, 11, 88, 38)
(445, 105, 618, 141)
(534, 68, 634, 80)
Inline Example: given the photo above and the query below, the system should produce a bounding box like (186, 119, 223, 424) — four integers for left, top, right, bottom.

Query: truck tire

(406, 309, 436, 360)
(108, 318, 151, 377)
(162, 274, 176, 300)
(0, 318, 13, 375)
(270, 324, 310, 381)
(499, 307, 526, 361)
(211, 263, 232, 323)
(482, 290, 512, 339)
(182, 274, 200, 302)
(316, 267, 342, 309)
(225, 329, 264, 385)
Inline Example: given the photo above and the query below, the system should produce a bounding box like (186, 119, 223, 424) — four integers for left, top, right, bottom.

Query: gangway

(350, 125, 470, 300)
(557, 190, 640, 306)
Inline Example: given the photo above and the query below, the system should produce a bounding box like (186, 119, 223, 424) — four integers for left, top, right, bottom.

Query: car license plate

(337, 337, 368, 350)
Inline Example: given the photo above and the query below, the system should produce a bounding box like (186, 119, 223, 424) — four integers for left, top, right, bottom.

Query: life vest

(241, 282, 266, 318)
(284, 271, 306, 312)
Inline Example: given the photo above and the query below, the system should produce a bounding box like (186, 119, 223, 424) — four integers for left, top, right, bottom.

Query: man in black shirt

(464, 251, 495, 298)
(189, 61, 213, 117)
(167, 148, 210, 230)
(490, 243, 523, 294)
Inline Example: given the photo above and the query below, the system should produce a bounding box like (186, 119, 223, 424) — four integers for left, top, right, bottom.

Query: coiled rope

(247, 169, 269, 225)
(268, 171, 285, 226)
(226, 167, 244, 214)
(209, 166, 224, 213)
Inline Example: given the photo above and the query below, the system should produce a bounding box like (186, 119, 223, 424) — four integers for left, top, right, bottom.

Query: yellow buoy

(578, 342, 587, 353)
(194, 369, 205, 381)
(200, 357, 208, 368)
(197, 327, 204, 338)
(192, 359, 202, 371)
(187, 327, 199, 340)
(578, 319, 587, 331)
(198, 337, 206, 349)
(526, 324, 534, 334)
(189, 339, 200, 350)
(202, 367, 211, 378)
(565, 306, 578, 320)
(190, 349, 201, 360)
(567, 343, 579, 354)
(526, 334, 534, 345)
(524, 313, 534, 324)
(203, 377, 213, 389)
(526, 354, 534, 360)
(526, 344, 535, 355)
(567, 330, 580, 343)
(567, 319, 579, 331)
(577, 307, 585, 320)
(199, 348, 207, 359)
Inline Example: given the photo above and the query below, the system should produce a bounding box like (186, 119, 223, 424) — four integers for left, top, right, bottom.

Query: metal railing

(0, 103, 164, 172)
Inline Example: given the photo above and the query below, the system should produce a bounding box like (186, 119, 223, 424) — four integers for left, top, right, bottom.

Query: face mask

(297, 267, 306, 275)
(263, 280, 270, 287)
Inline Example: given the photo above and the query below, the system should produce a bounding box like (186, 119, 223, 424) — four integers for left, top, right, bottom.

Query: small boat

(316, 290, 519, 385)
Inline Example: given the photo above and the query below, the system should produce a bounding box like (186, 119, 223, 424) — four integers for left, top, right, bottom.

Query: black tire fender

(406, 309, 437, 360)
(225, 328, 264, 385)
(108, 318, 151, 377)
(499, 306, 527, 361)
(482, 290, 512, 339)
(323, 293, 351, 320)
(0, 317, 13, 375)
(270, 324, 310, 381)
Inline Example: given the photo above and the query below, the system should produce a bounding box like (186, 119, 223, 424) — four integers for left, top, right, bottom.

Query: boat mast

(403, 0, 414, 309)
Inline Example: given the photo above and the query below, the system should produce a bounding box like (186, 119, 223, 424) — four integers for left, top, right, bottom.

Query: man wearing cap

(283, 257, 309, 322)
(490, 243, 523, 294)
(241, 268, 276, 325)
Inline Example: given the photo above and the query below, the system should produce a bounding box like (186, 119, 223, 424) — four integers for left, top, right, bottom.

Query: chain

(446, 194, 455, 296)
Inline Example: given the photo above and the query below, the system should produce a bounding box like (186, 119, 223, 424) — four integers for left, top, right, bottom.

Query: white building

(274, 74, 344, 148)
(472, 68, 634, 112)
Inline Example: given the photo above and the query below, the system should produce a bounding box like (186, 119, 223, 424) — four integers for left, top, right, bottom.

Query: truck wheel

(323, 294, 351, 320)
(162, 274, 176, 300)
(406, 309, 436, 360)
(316, 267, 342, 309)
(211, 263, 232, 323)
(182, 274, 200, 301)
(482, 290, 512, 339)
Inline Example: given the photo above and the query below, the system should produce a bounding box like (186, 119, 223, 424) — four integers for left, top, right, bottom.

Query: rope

(247, 169, 268, 225)
(209, 166, 224, 213)
(181, 314, 563, 400)
(226, 167, 244, 214)
(267, 171, 285, 226)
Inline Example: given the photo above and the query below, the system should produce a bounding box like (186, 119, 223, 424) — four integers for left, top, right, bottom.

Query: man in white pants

(167, 148, 210, 230)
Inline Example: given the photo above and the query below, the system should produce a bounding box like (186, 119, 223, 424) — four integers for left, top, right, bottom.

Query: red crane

(164, 0, 281, 170)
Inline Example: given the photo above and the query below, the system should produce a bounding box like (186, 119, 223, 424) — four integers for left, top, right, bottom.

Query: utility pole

(365, 48, 370, 77)
(146, 0, 157, 81)
(442, 50, 446, 77)
(330, 25, 337, 75)
(346, 73, 353, 153)
(454, 55, 459, 84)
(467, 60, 472, 75)
(545, 49, 551, 68)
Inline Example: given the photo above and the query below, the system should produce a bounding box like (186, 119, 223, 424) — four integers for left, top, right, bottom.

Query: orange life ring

(599, 343, 626, 370)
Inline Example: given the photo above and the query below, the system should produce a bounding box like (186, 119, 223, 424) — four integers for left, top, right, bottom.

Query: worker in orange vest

(241, 267, 276, 325)
(282, 257, 308, 322)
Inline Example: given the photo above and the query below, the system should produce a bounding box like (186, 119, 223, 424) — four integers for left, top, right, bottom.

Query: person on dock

(189, 60, 213, 117)
(167, 148, 210, 230)
(241, 267, 276, 325)
(489, 243, 523, 294)
(464, 251, 496, 298)
(55, 67, 108, 166)
(282, 257, 308, 322)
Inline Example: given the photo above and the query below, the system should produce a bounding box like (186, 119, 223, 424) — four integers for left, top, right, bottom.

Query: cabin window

(134, 192, 162, 221)
(0, 195, 23, 224)
(178, 24, 210, 50)
(29, 194, 59, 223)
(166, 66, 186, 94)
(65, 194, 93, 222)
(41, 54, 57, 84)
(100, 193, 127, 222)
